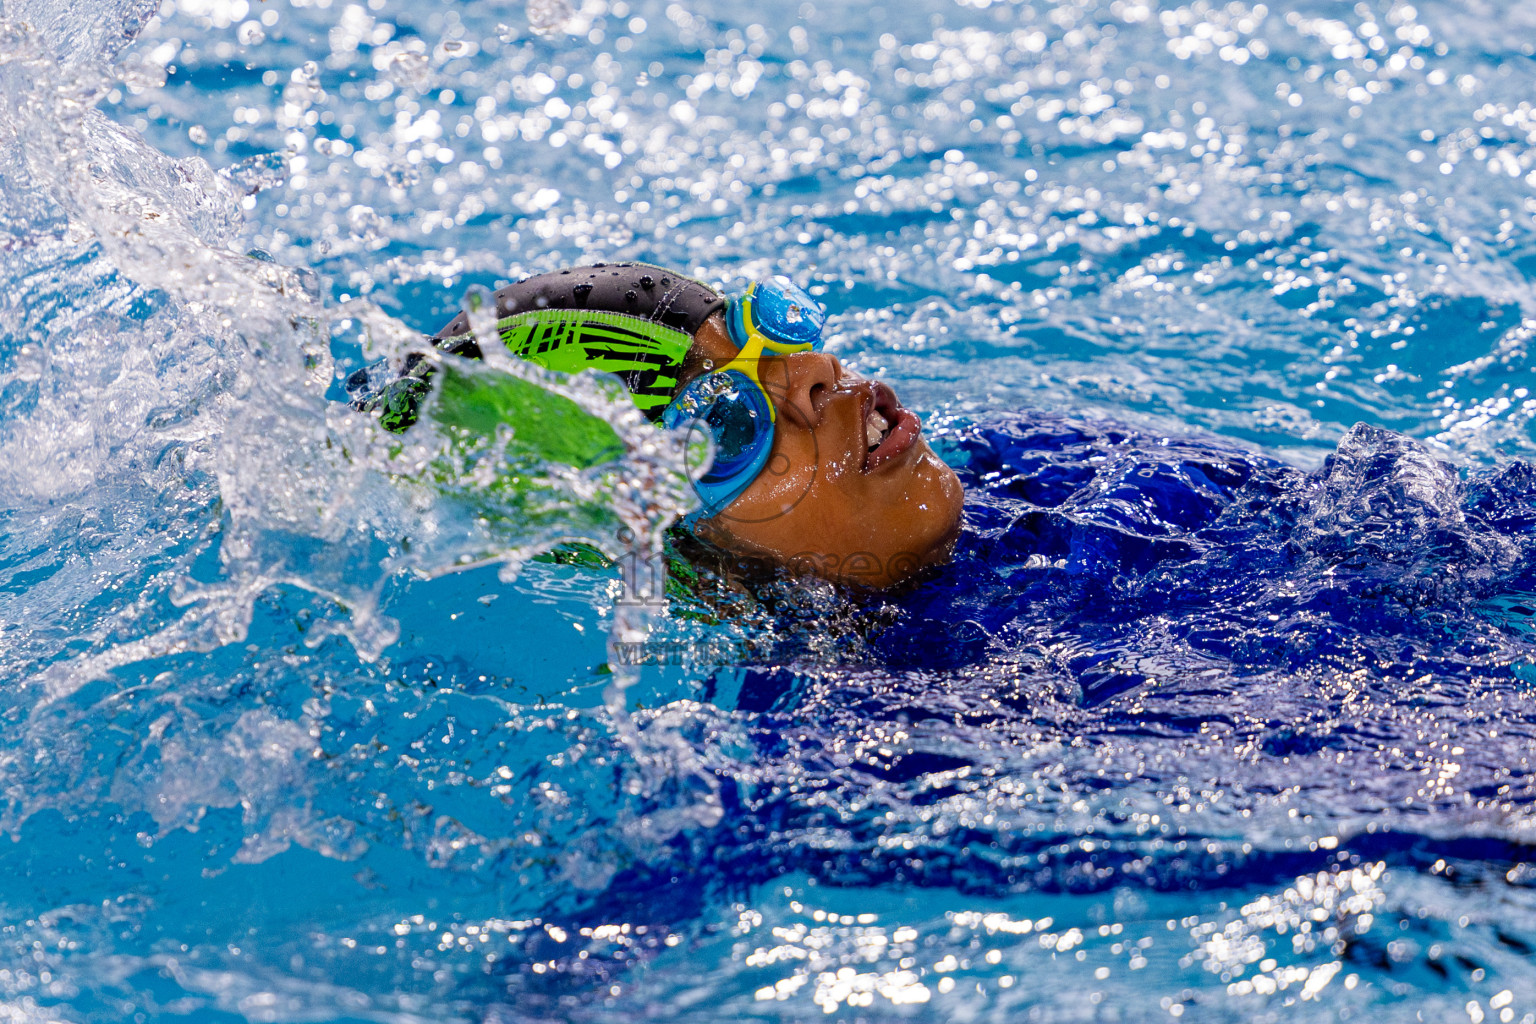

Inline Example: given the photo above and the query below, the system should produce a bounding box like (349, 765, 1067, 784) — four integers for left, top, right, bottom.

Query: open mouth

(862, 382, 921, 472)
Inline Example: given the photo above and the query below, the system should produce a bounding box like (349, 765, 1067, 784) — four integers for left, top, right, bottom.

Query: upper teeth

(866, 409, 890, 448)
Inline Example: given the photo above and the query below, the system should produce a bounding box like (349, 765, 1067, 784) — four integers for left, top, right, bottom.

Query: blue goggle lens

(754, 277, 826, 347)
(661, 369, 775, 516)
(727, 277, 827, 351)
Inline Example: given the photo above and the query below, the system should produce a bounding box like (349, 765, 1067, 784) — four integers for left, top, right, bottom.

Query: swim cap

(430, 262, 725, 419)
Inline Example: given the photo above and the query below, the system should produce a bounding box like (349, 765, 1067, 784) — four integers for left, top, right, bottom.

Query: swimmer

(351, 263, 964, 589)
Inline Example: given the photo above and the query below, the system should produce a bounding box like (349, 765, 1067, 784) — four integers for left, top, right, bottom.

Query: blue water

(5, 0, 1536, 1020)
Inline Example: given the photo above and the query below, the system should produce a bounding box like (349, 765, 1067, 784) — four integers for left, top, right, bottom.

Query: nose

(764, 352, 842, 428)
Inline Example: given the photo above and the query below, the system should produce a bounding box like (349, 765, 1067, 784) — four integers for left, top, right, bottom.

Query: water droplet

(385, 50, 431, 92)
(12, 344, 44, 383)
(527, 0, 574, 36)
(221, 151, 289, 196)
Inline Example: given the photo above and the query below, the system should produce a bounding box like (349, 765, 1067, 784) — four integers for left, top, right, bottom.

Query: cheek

(710, 433, 820, 526)
(756, 434, 819, 502)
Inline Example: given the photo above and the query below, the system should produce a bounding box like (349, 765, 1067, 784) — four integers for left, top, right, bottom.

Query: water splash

(0, 0, 717, 898)
(0, 0, 708, 681)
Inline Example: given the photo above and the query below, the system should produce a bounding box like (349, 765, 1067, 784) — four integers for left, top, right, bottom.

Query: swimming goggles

(661, 277, 826, 519)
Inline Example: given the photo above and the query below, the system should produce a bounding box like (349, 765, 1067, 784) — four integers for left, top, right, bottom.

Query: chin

(899, 453, 965, 561)
(878, 493, 965, 587)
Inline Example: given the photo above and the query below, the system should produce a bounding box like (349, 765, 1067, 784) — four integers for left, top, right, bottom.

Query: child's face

(682, 316, 964, 588)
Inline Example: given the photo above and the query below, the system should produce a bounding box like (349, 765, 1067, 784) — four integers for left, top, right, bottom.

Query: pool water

(3, 0, 1536, 1020)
